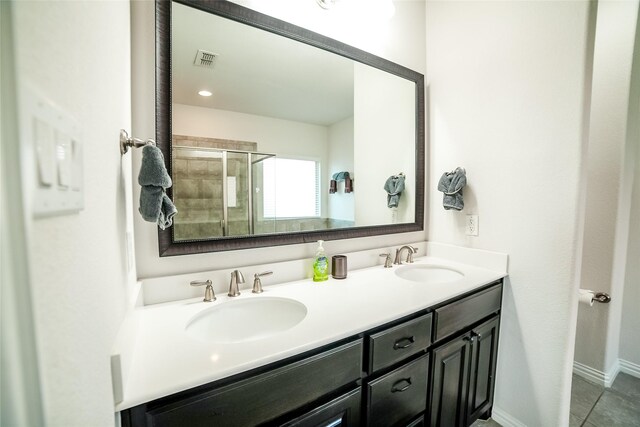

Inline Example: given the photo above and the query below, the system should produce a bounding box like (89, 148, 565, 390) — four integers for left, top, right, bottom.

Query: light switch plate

(20, 85, 84, 217)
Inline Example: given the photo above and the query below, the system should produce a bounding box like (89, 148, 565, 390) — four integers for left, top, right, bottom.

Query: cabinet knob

(470, 331, 482, 341)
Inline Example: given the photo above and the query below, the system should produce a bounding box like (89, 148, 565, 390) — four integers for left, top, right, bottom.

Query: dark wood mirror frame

(156, 0, 425, 256)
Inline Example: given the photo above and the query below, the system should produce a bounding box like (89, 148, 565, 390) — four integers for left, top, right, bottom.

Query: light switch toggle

(34, 118, 54, 187)
(56, 131, 72, 188)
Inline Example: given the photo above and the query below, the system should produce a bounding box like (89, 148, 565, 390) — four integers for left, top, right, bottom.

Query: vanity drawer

(280, 388, 361, 426)
(368, 313, 432, 373)
(144, 340, 363, 427)
(366, 353, 429, 427)
(434, 284, 502, 342)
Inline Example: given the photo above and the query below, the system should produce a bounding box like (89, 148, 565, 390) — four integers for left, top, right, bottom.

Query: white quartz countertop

(115, 255, 506, 411)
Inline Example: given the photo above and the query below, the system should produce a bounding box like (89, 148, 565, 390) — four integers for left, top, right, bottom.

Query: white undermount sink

(186, 297, 307, 344)
(394, 264, 464, 284)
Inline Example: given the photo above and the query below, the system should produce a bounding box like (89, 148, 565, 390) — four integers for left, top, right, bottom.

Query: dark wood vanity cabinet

(429, 284, 502, 427)
(122, 340, 363, 427)
(121, 281, 502, 427)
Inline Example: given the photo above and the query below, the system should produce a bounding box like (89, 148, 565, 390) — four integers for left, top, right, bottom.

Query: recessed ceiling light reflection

(198, 90, 213, 97)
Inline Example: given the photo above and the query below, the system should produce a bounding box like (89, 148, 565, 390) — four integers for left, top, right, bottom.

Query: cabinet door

(467, 316, 500, 424)
(280, 389, 361, 427)
(429, 334, 471, 427)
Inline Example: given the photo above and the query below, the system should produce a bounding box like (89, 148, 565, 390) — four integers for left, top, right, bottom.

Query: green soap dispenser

(313, 240, 329, 282)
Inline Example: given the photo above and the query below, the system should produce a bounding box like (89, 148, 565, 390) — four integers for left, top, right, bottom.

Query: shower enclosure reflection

(172, 135, 357, 241)
(172, 135, 275, 240)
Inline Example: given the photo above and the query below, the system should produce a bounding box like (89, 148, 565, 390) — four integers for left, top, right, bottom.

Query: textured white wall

(574, 0, 640, 374)
(328, 117, 355, 221)
(173, 104, 329, 160)
(12, 1, 133, 426)
(132, 1, 426, 279)
(620, 4, 640, 369)
(425, 1, 594, 425)
(354, 63, 416, 226)
(620, 129, 640, 367)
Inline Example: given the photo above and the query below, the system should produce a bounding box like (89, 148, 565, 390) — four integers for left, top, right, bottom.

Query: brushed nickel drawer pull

(391, 378, 412, 393)
(393, 336, 415, 350)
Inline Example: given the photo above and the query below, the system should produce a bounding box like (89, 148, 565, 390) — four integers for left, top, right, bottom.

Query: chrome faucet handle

(228, 270, 245, 297)
(407, 246, 418, 263)
(252, 271, 273, 294)
(190, 280, 216, 302)
(379, 253, 393, 268)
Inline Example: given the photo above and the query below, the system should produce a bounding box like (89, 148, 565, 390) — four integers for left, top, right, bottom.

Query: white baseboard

(573, 359, 622, 388)
(619, 359, 640, 378)
(491, 407, 527, 427)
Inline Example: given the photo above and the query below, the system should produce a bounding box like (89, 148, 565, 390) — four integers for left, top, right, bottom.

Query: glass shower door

(251, 153, 276, 235)
(225, 151, 250, 237)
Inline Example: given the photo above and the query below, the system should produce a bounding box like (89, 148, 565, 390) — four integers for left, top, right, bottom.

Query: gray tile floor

(570, 373, 640, 427)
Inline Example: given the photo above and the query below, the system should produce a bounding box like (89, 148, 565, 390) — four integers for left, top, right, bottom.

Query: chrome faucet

(252, 271, 273, 294)
(394, 245, 417, 265)
(228, 270, 245, 297)
(190, 279, 216, 302)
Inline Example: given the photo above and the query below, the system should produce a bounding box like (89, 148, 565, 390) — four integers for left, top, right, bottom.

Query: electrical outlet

(466, 215, 479, 236)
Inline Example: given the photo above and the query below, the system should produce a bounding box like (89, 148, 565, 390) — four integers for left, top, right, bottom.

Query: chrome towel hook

(120, 129, 156, 155)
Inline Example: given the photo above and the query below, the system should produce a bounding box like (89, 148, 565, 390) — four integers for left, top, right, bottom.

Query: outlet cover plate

(466, 215, 479, 236)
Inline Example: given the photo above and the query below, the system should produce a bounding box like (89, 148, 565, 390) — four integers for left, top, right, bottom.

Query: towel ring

(120, 129, 156, 155)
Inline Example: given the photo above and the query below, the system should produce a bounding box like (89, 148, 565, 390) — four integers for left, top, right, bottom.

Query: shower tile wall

(172, 135, 256, 240)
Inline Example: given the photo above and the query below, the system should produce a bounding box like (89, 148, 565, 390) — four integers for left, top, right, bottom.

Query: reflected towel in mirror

(384, 173, 405, 208)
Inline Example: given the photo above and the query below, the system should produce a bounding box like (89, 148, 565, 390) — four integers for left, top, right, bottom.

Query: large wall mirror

(156, 0, 425, 256)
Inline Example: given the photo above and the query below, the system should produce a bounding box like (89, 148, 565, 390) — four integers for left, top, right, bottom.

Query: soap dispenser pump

(313, 240, 329, 282)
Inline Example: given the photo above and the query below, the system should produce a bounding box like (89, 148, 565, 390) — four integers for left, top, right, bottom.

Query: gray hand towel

(138, 145, 178, 229)
(139, 186, 177, 230)
(384, 174, 405, 208)
(138, 145, 172, 188)
(332, 171, 350, 181)
(437, 167, 466, 210)
(331, 171, 353, 193)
